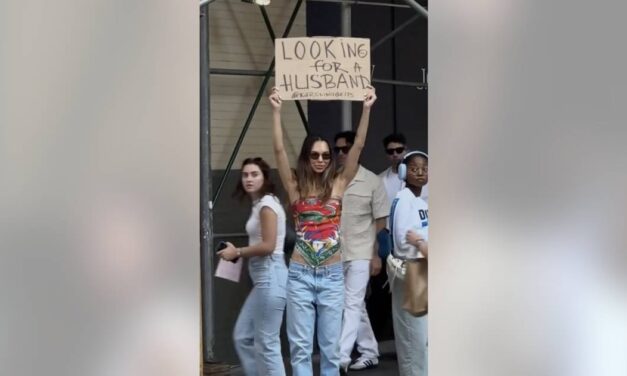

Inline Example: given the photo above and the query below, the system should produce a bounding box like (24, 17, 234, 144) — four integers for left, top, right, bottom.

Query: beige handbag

(402, 258, 428, 317)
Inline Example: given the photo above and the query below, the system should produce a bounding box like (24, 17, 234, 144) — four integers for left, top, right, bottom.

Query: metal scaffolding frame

(199, 3, 213, 362)
(211, 0, 306, 205)
(199, 0, 427, 362)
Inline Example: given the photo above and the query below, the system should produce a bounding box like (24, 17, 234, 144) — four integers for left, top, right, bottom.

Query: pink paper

(214, 258, 243, 282)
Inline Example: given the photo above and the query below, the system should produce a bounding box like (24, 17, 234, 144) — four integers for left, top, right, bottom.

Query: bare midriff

(291, 251, 342, 266)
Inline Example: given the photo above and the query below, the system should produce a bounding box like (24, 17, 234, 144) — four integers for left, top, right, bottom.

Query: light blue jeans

(233, 254, 288, 376)
(286, 261, 345, 376)
(390, 272, 428, 376)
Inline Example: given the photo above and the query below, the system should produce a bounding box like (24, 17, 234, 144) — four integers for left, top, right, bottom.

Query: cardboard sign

(275, 37, 371, 101)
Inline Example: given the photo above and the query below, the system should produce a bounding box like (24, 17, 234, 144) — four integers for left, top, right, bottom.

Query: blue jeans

(286, 261, 344, 376)
(233, 254, 288, 376)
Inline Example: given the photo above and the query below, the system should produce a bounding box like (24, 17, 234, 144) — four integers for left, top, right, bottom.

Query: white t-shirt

(419, 184, 429, 203)
(379, 167, 404, 205)
(390, 187, 428, 260)
(245, 194, 286, 255)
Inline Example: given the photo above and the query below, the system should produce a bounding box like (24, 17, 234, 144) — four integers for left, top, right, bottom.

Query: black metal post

(372, 78, 427, 88)
(260, 6, 276, 41)
(210, 68, 267, 76)
(200, 3, 215, 362)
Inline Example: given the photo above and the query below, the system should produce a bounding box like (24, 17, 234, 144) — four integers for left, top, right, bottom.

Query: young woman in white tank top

(217, 157, 288, 376)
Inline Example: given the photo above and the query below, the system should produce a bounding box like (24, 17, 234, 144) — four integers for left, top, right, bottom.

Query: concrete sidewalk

(205, 340, 399, 375)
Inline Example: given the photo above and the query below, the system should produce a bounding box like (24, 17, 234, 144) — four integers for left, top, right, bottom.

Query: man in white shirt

(334, 131, 389, 373)
(379, 133, 428, 203)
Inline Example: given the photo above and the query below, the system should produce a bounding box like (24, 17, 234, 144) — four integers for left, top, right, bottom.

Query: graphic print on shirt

(419, 209, 428, 228)
(293, 197, 342, 267)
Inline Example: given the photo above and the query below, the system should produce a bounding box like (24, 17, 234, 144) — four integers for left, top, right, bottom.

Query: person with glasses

(388, 151, 429, 376)
(378, 134, 430, 204)
(378, 133, 408, 204)
(333, 131, 389, 372)
(269, 86, 377, 376)
(370, 133, 410, 345)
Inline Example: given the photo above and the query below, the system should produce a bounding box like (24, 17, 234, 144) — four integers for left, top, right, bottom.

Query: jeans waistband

(267, 253, 286, 262)
(289, 260, 343, 275)
(250, 253, 285, 262)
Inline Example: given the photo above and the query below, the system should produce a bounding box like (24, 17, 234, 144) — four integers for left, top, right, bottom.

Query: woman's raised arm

(269, 88, 299, 203)
(338, 86, 377, 190)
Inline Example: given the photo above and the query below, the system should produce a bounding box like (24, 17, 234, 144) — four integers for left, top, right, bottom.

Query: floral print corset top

(292, 197, 342, 267)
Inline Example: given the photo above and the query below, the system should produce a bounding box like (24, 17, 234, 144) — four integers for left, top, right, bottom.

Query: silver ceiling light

(242, 0, 271, 5)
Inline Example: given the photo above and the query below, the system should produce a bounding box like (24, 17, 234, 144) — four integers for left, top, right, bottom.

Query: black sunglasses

(333, 146, 351, 154)
(385, 147, 405, 155)
(310, 152, 331, 161)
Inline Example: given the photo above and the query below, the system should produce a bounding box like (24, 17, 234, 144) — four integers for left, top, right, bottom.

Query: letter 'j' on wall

(275, 37, 371, 101)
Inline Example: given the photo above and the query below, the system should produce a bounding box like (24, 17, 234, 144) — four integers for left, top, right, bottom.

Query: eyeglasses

(333, 145, 351, 154)
(386, 147, 405, 155)
(310, 152, 331, 161)
(408, 166, 428, 174)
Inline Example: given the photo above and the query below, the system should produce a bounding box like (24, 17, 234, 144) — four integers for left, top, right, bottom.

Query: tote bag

(402, 259, 428, 316)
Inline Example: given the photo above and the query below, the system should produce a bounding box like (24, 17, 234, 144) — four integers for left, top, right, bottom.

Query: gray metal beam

(341, 2, 352, 131)
(308, 0, 412, 9)
(371, 14, 419, 51)
(401, 0, 428, 18)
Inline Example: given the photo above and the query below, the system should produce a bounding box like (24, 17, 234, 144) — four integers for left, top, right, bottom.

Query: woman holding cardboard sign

(269, 86, 376, 376)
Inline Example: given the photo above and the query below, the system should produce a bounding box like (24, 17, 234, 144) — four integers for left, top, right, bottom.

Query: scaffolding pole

(307, 0, 412, 9)
(401, 0, 428, 18)
(341, 1, 352, 131)
(372, 13, 420, 51)
(199, 3, 214, 362)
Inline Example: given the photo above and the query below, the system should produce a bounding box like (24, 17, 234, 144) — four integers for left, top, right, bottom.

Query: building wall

(307, 1, 428, 174)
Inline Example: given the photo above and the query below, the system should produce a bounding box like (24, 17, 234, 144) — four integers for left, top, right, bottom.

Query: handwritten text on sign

(275, 37, 371, 101)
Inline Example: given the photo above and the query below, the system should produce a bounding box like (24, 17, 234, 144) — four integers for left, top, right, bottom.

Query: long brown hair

(233, 157, 276, 202)
(295, 135, 337, 202)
